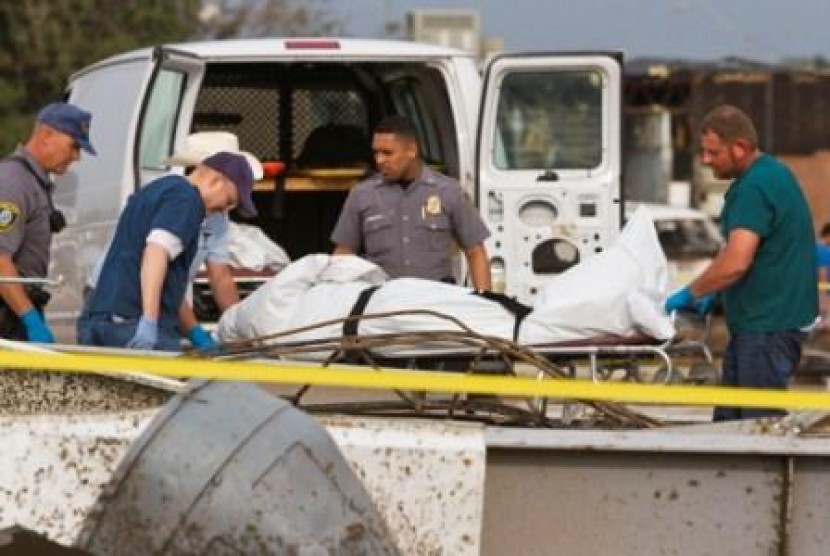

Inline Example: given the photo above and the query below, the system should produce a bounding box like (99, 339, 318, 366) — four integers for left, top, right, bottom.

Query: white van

(47, 39, 622, 341)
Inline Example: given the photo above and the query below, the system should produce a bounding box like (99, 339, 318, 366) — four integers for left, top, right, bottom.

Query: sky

(336, 0, 830, 63)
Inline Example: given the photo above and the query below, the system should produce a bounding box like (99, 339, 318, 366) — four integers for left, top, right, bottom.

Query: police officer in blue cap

(0, 101, 96, 342)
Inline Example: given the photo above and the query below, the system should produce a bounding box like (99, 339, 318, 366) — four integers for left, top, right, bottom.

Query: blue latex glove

(695, 293, 717, 316)
(127, 316, 158, 350)
(20, 308, 55, 343)
(664, 286, 695, 314)
(188, 324, 217, 350)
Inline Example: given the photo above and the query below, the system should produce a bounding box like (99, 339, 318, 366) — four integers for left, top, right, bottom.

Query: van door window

(391, 80, 441, 167)
(494, 70, 603, 170)
(138, 69, 185, 170)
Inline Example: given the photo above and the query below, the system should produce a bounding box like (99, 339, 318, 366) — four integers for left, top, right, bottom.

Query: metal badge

(425, 195, 442, 216)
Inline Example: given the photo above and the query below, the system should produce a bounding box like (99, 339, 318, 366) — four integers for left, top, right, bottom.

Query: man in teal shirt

(665, 105, 817, 421)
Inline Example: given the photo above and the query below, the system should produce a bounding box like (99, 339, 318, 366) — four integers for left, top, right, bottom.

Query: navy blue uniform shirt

(89, 176, 205, 327)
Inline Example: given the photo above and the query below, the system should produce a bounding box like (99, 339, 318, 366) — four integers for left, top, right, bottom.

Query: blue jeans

(79, 313, 182, 352)
(713, 331, 805, 421)
(76, 289, 94, 345)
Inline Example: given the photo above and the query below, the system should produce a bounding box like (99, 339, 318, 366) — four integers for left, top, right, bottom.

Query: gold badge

(425, 195, 442, 216)
(0, 202, 20, 232)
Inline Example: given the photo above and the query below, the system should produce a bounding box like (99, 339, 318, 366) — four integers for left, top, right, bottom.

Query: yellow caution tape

(0, 348, 829, 411)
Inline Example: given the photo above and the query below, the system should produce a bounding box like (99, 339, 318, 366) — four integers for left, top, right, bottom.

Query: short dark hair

(821, 222, 830, 238)
(700, 105, 758, 147)
(374, 115, 418, 142)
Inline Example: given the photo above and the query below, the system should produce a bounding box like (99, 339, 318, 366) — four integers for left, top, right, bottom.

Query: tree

(0, 0, 343, 153)
(198, 0, 342, 40)
(0, 0, 202, 152)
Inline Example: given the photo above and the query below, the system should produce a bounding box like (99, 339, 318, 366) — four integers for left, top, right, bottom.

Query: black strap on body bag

(341, 285, 382, 362)
(471, 290, 533, 341)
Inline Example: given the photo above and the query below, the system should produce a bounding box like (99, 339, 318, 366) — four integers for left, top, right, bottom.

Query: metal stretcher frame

(212, 310, 710, 428)
(0, 276, 63, 287)
(326, 333, 703, 386)
(529, 336, 712, 385)
(219, 309, 716, 387)
(527, 312, 716, 385)
(348, 315, 715, 387)
(530, 338, 674, 383)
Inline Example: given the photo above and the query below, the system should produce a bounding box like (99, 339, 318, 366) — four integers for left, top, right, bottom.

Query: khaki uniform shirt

(331, 166, 489, 280)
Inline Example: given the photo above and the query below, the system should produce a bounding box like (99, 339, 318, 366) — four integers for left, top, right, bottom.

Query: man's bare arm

(333, 244, 356, 256)
(690, 228, 759, 297)
(206, 261, 239, 312)
(464, 243, 492, 291)
(138, 244, 170, 320)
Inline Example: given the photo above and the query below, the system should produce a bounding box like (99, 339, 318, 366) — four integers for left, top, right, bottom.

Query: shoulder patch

(0, 202, 20, 232)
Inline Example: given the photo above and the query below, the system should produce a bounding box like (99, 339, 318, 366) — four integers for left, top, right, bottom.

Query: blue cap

(37, 102, 96, 155)
(202, 151, 257, 218)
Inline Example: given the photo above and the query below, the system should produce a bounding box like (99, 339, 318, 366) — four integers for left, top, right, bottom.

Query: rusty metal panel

(482, 449, 786, 556)
(790, 457, 830, 555)
(482, 425, 830, 555)
(322, 415, 487, 555)
(0, 410, 158, 546)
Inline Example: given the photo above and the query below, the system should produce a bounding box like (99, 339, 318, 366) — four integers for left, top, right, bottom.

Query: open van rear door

(132, 48, 206, 189)
(49, 48, 205, 340)
(476, 53, 622, 304)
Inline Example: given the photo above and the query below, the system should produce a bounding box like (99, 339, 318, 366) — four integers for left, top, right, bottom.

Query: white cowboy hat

(167, 131, 263, 180)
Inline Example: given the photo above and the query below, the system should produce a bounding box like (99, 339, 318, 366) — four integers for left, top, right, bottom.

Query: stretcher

(219, 304, 716, 387)
(0, 276, 63, 287)
(214, 208, 717, 418)
(524, 311, 717, 385)
(210, 304, 714, 429)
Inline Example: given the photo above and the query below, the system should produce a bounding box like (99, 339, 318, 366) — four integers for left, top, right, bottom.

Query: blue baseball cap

(202, 151, 257, 218)
(37, 102, 96, 155)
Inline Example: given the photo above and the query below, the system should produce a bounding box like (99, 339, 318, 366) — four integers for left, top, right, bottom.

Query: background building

(624, 58, 830, 228)
(407, 8, 503, 60)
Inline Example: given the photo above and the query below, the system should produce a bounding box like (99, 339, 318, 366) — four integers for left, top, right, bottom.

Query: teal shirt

(720, 154, 817, 332)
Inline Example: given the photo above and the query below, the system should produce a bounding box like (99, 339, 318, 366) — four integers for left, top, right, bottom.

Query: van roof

(72, 38, 474, 79)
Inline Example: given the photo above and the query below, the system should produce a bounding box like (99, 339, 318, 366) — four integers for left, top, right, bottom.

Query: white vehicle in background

(46, 38, 622, 341)
(627, 202, 723, 292)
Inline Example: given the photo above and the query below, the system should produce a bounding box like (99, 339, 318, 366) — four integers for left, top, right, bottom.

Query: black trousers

(0, 287, 50, 340)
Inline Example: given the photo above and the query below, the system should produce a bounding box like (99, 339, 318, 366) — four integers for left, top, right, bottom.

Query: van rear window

(191, 66, 370, 165)
(190, 62, 456, 178)
(494, 70, 603, 171)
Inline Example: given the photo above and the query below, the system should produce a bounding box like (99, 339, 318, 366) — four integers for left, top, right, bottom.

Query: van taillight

(285, 40, 340, 50)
